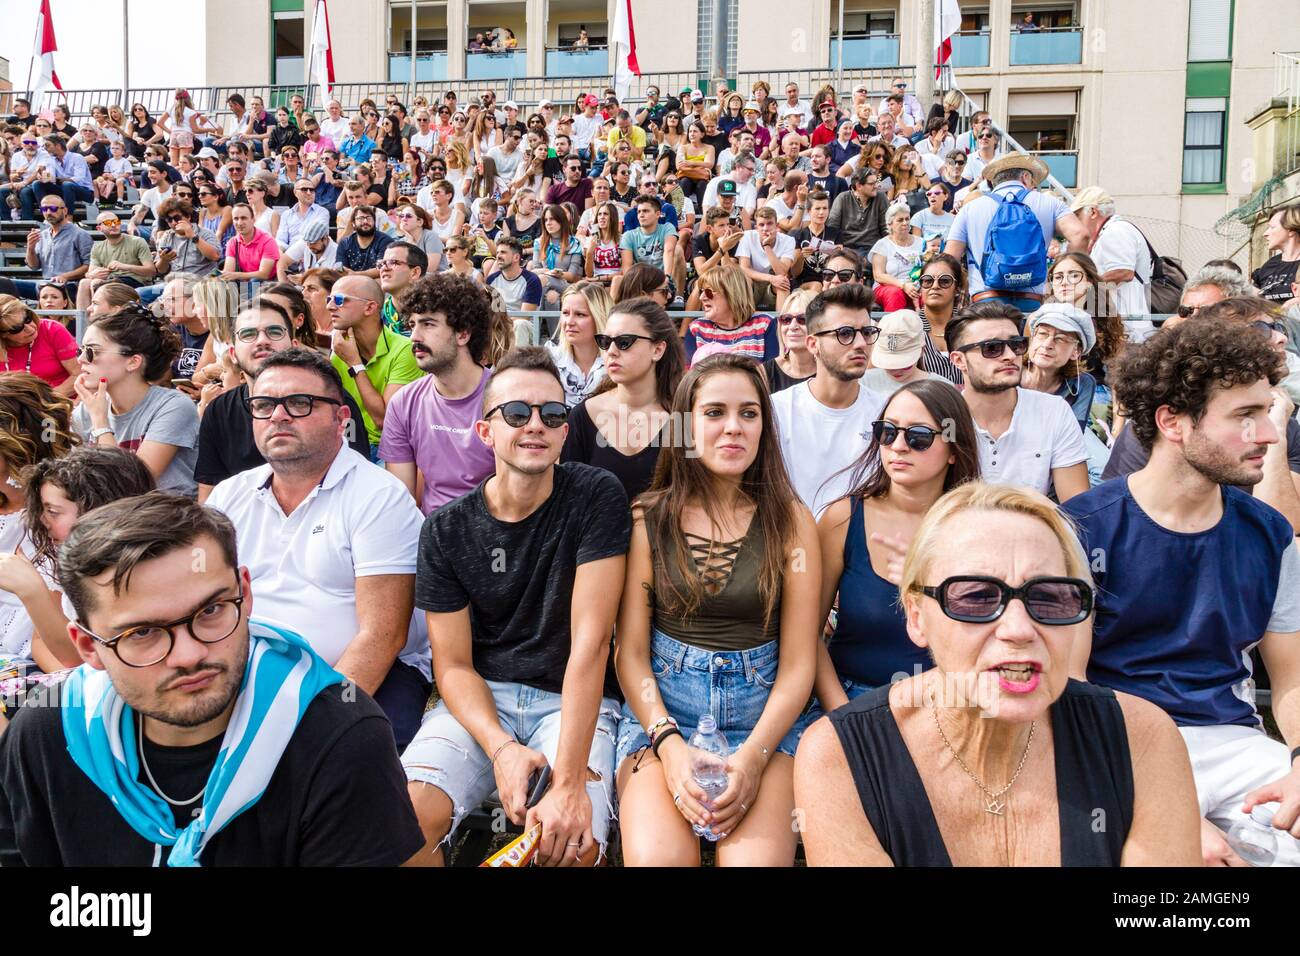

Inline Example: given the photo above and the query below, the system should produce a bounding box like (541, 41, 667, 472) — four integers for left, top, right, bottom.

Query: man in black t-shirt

(1252, 209, 1300, 304)
(402, 347, 630, 868)
(790, 189, 843, 287)
(195, 299, 369, 501)
(805, 146, 848, 204)
(0, 493, 421, 866)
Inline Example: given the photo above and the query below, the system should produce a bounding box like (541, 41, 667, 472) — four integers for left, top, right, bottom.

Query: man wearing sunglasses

(1, 133, 51, 215)
(771, 283, 889, 517)
(1064, 312, 1300, 867)
(2, 194, 92, 302)
(878, 79, 922, 132)
(84, 208, 154, 289)
(204, 348, 430, 756)
(18, 135, 94, 223)
(402, 346, 629, 867)
(0, 492, 423, 866)
(196, 300, 369, 500)
(275, 178, 330, 251)
(946, 302, 1089, 501)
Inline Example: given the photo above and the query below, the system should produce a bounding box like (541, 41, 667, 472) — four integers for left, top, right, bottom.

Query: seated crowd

(0, 80, 1295, 868)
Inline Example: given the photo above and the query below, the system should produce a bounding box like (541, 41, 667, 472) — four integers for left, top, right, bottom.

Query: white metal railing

(1276, 52, 1300, 177)
(948, 85, 1075, 202)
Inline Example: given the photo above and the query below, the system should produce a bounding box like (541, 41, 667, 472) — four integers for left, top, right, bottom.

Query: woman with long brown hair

(1047, 251, 1125, 390)
(888, 144, 930, 205)
(0, 295, 80, 397)
(614, 353, 821, 866)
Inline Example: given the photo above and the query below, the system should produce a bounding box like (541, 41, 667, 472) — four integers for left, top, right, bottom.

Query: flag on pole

(612, 0, 641, 105)
(308, 0, 336, 111)
(935, 0, 962, 78)
(31, 0, 63, 107)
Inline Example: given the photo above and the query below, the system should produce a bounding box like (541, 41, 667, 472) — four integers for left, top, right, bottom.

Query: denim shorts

(789, 676, 876, 740)
(615, 629, 803, 768)
(401, 679, 621, 856)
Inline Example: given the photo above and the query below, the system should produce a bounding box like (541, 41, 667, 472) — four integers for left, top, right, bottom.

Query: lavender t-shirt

(377, 368, 497, 514)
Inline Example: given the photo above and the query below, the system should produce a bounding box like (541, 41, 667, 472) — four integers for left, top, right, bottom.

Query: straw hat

(979, 153, 1049, 185)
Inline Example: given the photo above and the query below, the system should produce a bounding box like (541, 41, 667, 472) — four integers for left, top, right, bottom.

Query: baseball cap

(871, 310, 926, 370)
(582, 94, 599, 107)
(690, 90, 704, 103)
(539, 99, 553, 108)
(1026, 303, 1097, 355)
(680, 86, 693, 96)
(718, 180, 737, 197)
(743, 101, 760, 114)
(854, 84, 870, 95)
(504, 100, 518, 111)
(196, 147, 220, 159)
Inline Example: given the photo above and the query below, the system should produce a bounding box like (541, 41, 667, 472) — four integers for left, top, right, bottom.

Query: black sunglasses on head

(486, 400, 568, 428)
(957, 336, 1029, 359)
(917, 575, 1094, 626)
(873, 420, 940, 452)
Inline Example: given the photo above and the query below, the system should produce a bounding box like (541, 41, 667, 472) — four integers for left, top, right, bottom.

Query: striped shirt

(684, 314, 780, 365)
(918, 308, 963, 385)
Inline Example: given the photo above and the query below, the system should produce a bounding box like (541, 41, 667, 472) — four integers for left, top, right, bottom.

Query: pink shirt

(224, 229, 281, 273)
(301, 134, 336, 157)
(1, 319, 78, 387)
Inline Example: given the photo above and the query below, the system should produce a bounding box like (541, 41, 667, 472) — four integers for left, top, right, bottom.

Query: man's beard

(356, 224, 375, 236)
(127, 636, 248, 730)
(414, 339, 457, 375)
(821, 350, 867, 382)
(965, 365, 1018, 394)
(1185, 428, 1268, 487)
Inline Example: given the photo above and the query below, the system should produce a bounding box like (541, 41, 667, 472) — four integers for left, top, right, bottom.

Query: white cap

(871, 310, 926, 370)
(538, 99, 553, 108)
(504, 100, 519, 111)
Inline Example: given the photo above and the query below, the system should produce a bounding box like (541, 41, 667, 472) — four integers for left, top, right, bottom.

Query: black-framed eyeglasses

(916, 575, 1094, 626)
(776, 313, 806, 326)
(595, 333, 653, 351)
(234, 324, 290, 343)
(245, 393, 342, 418)
(79, 576, 246, 668)
(0, 314, 36, 335)
(77, 344, 135, 362)
(956, 336, 1029, 359)
(821, 269, 860, 283)
(1252, 319, 1286, 336)
(485, 400, 568, 428)
(872, 420, 941, 452)
(812, 325, 880, 346)
(919, 274, 956, 289)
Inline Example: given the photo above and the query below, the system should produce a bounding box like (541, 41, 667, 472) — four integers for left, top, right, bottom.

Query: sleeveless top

(652, 517, 781, 652)
(828, 679, 1134, 866)
(828, 497, 932, 687)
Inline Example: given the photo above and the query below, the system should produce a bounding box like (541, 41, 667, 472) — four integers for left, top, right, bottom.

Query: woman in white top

(426, 179, 465, 242)
(244, 176, 281, 239)
(512, 143, 551, 199)
(870, 201, 925, 312)
(443, 235, 485, 283)
(545, 281, 611, 407)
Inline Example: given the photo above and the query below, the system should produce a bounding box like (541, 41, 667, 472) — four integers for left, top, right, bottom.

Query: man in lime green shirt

(327, 275, 424, 452)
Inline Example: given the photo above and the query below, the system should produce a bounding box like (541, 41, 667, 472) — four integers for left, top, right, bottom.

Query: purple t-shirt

(377, 367, 497, 514)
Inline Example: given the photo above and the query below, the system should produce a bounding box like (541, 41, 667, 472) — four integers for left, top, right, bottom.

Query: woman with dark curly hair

(71, 306, 200, 497)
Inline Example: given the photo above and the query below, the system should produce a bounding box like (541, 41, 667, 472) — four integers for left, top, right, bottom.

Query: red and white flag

(30, 0, 63, 107)
(308, 0, 336, 110)
(612, 0, 641, 104)
(935, 0, 962, 77)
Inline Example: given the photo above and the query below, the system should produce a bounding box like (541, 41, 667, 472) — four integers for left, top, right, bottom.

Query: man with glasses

(299, 118, 335, 161)
(151, 198, 221, 285)
(965, 129, 1001, 185)
(336, 205, 392, 278)
(5, 98, 33, 129)
(378, 241, 429, 333)
(19, 135, 94, 222)
(545, 156, 595, 212)
(401, 345, 629, 867)
(73, 209, 156, 316)
(0, 491, 422, 865)
(1069, 185, 1154, 323)
(827, 167, 888, 271)
(946, 301, 1089, 500)
(205, 347, 430, 752)
(1, 133, 52, 218)
(275, 178, 329, 250)
(309, 149, 345, 212)
(3, 195, 92, 301)
(327, 274, 423, 452)
(810, 103, 842, 149)
(930, 151, 971, 213)
(771, 283, 888, 517)
(1064, 310, 1300, 867)
(196, 300, 368, 500)
(410, 110, 436, 154)
(957, 110, 999, 155)
(621, 175, 679, 233)
(487, 128, 525, 195)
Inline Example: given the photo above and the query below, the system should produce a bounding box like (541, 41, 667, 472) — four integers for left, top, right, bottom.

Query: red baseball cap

(582, 94, 599, 107)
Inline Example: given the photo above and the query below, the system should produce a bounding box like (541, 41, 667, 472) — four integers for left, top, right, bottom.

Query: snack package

(480, 824, 543, 868)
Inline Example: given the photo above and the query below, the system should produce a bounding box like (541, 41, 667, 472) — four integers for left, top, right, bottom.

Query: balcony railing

(388, 52, 450, 82)
(1033, 150, 1078, 188)
(546, 46, 609, 77)
(467, 49, 527, 79)
(1009, 26, 1083, 66)
(830, 34, 902, 69)
(950, 31, 990, 68)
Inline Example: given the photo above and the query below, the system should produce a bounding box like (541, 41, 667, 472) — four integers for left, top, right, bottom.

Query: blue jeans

(789, 676, 875, 739)
(978, 293, 1045, 317)
(371, 659, 432, 752)
(615, 629, 802, 768)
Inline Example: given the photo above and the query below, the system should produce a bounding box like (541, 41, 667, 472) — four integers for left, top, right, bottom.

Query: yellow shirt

(607, 124, 647, 153)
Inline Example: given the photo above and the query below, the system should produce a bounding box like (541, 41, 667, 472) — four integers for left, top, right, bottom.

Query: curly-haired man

(1064, 312, 1300, 866)
(378, 272, 497, 514)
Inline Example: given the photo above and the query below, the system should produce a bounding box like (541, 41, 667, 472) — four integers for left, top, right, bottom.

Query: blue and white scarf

(61, 619, 344, 867)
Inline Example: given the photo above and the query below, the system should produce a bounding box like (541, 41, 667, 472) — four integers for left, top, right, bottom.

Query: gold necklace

(932, 707, 1035, 816)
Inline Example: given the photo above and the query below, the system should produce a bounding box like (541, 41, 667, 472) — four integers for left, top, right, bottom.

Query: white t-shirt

(702, 176, 758, 212)
(486, 144, 524, 191)
(737, 230, 796, 274)
(771, 379, 887, 518)
(972, 388, 1089, 495)
(283, 237, 339, 272)
(777, 100, 812, 129)
(205, 446, 431, 678)
(571, 113, 604, 150)
(410, 130, 437, 153)
(319, 115, 350, 144)
(1090, 217, 1153, 317)
(869, 234, 925, 282)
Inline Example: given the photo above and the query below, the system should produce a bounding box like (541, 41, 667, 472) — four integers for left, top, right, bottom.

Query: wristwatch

(89, 427, 115, 441)
(347, 363, 365, 378)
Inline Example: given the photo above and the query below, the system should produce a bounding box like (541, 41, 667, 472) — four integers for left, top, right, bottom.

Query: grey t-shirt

(72, 386, 200, 497)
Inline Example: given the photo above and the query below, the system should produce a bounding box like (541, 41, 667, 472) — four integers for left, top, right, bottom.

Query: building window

(1187, 0, 1232, 62)
(273, 11, 305, 84)
(841, 12, 897, 37)
(1183, 97, 1226, 184)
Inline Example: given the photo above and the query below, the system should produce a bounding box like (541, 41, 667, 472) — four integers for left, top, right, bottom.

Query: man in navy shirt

(1064, 310, 1300, 866)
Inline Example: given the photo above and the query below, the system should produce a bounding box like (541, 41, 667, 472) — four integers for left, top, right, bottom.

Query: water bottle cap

(697, 715, 717, 733)
(1249, 804, 1277, 827)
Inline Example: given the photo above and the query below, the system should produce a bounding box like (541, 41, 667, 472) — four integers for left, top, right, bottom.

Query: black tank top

(828, 679, 1134, 866)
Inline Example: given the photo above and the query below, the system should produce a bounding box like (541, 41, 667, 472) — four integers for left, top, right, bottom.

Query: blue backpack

(979, 185, 1047, 292)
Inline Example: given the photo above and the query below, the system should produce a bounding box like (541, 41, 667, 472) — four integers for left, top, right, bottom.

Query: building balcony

(830, 35, 902, 69)
(546, 47, 609, 77)
(951, 31, 990, 68)
(1034, 151, 1078, 188)
(467, 49, 528, 80)
(1009, 27, 1083, 66)
(388, 52, 449, 82)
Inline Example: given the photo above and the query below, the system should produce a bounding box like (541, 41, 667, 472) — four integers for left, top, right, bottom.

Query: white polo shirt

(205, 445, 430, 678)
(972, 388, 1088, 495)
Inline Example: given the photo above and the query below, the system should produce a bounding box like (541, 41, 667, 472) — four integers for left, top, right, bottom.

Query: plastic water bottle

(689, 715, 729, 842)
(1227, 804, 1293, 866)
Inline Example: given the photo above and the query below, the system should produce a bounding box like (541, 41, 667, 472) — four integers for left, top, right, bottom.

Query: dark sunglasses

(39, 204, 64, 213)
(486, 400, 568, 428)
(77, 344, 135, 362)
(164, 214, 186, 223)
(821, 269, 860, 283)
(919, 274, 956, 289)
(873, 420, 941, 452)
(917, 575, 1094, 626)
(0, 314, 36, 335)
(777, 313, 806, 326)
(813, 325, 880, 346)
(957, 336, 1029, 359)
(950, 159, 966, 166)
(1253, 319, 1286, 335)
(595, 333, 654, 351)
(245, 393, 342, 419)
